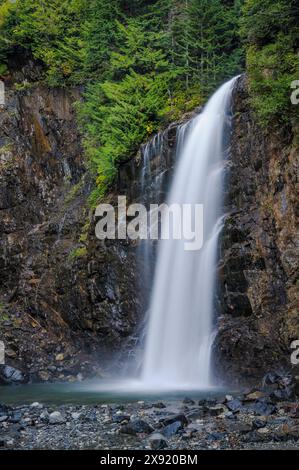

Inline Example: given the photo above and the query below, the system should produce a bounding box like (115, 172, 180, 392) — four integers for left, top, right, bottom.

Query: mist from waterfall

(140, 77, 238, 390)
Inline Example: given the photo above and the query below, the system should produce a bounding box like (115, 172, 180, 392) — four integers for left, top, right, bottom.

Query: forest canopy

(0, 0, 298, 201)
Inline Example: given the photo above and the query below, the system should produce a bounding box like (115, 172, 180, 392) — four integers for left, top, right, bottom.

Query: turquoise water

(0, 379, 229, 405)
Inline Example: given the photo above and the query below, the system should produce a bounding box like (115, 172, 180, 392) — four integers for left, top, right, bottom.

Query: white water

(140, 77, 238, 390)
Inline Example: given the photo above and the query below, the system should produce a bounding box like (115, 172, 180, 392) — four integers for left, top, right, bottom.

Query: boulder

(252, 399, 276, 416)
(162, 421, 183, 438)
(120, 419, 153, 435)
(0, 365, 27, 385)
(226, 399, 243, 413)
(161, 414, 188, 427)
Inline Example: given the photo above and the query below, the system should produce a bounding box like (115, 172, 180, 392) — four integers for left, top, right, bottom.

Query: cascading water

(141, 77, 238, 390)
(139, 133, 165, 287)
(89, 77, 237, 395)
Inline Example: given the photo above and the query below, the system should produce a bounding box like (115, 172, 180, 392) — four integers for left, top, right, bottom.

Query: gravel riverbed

(1, 382, 299, 450)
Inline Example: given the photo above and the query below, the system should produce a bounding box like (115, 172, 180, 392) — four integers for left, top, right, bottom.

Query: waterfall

(140, 77, 238, 390)
(139, 133, 165, 288)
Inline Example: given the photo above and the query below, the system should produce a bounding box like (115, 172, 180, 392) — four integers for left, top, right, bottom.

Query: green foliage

(68, 246, 88, 260)
(78, 17, 190, 201)
(0, 62, 7, 75)
(0, 301, 9, 322)
(65, 178, 85, 204)
(14, 80, 33, 91)
(170, 0, 243, 94)
(78, 1, 242, 201)
(81, 0, 121, 79)
(241, 0, 299, 126)
(0, 0, 87, 85)
(0, 0, 244, 199)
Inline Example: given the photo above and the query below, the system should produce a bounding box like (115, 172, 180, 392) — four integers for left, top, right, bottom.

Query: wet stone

(162, 421, 183, 438)
(226, 399, 243, 413)
(152, 402, 166, 409)
(149, 433, 168, 450)
(49, 411, 65, 425)
(252, 400, 276, 416)
(161, 414, 188, 427)
(120, 419, 154, 435)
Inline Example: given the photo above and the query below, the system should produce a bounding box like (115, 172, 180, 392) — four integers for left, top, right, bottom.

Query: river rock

(207, 431, 227, 441)
(263, 372, 280, 386)
(49, 411, 65, 425)
(252, 399, 276, 416)
(198, 398, 217, 407)
(0, 365, 26, 385)
(226, 399, 243, 413)
(183, 397, 195, 405)
(162, 421, 183, 438)
(112, 414, 130, 424)
(257, 427, 270, 435)
(149, 433, 168, 450)
(161, 414, 188, 427)
(0, 403, 10, 415)
(31, 402, 43, 409)
(270, 388, 294, 402)
(120, 419, 153, 435)
(207, 404, 227, 416)
(252, 418, 267, 429)
(152, 402, 166, 409)
(245, 391, 265, 401)
(9, 411, 22, 424)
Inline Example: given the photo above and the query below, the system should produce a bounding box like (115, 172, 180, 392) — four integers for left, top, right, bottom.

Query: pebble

(257, 427, 270, 434)
(49, 411, 65, 425)
(31, 402, 43, 409)
(225, 395, 234, 402)
(152, 402, 166, 409)
(183, 397, 195, 405)
(208, 404, 227, 416)
(149, 433, 168, 450)
(161, 414, 188, 427)
(245, 391, 265, 401)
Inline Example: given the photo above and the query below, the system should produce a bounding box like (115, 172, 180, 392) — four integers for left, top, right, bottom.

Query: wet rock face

(0, 77, 94, 380)
(214, 75, 299, 384)
(0, 69, 145, 381)
(0, 65, 183, 382)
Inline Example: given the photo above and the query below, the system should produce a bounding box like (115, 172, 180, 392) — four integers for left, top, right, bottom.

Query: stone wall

(214, 75, 299, 385)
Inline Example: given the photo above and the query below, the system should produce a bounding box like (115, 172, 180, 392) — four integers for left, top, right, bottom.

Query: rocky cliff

(214, 75, 299, 385)
(0, 68, 297, 386)
(0, 62, 181, 383)
(0, 63, 142, 383)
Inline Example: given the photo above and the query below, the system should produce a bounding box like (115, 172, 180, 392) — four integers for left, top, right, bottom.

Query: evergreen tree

(78, 17, 174, 202)
(0, 0, 87, 84)
(0, 0, 245, 198)
(81, 0, 121, 79)
(240, 0, 299, 126)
